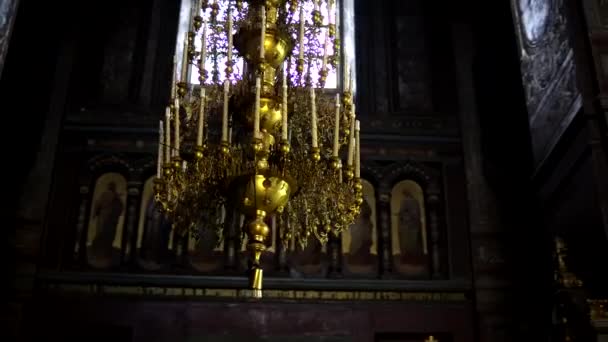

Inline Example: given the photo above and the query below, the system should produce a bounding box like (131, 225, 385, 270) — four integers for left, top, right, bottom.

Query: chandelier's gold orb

(311, 148, 321, 162)
(194, 146, 204, 160)
(177, 82, 188, 98)
(330, 157, 342, 170)
(279, 141, 290, 154)
(163, 165, 173, 178)
(313, 10, 323, 26)
(220, 144, 230, 156)
(354, 181, 363, 193)
(344, 168, 354, 181)
(343, 128, 350, 138)
(265, 0, 281, 7)
(244, 97, 282, 133)
(256, 158, 269, 171)
(153, 178, 165, 195)
(252, 139, 264, 154)
(236, 174, 291, 216)
(329, 23, 336, 38)
(234, 27, 291, 69)
(246, 211, 270, 243)
(261, 130, 275, 148)
(260, 98, 282, 132)
(354, 196, 364, 206)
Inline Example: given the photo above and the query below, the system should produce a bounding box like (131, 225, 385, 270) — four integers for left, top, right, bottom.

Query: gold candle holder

(343, 165, 354, 182)
(311, 147, 321, 162)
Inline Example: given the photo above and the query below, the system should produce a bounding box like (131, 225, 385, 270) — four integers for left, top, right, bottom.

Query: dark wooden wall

(4, 0, 607, 341)
(24, 297, 474, 342)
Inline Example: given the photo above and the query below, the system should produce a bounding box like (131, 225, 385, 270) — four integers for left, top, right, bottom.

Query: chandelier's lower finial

(245, 209, 269, 298)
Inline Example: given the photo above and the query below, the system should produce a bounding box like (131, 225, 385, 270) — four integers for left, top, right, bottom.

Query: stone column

(14, 36, 75, 275)
(377, 188, 392, 277)
(327, 233, 341, 277)
(452, 20, 512, 342)
(122, 182, 142, 267)
(224, 205, 240, 269)
(426, 185, 443, 279)
(0, 0, 20, 77)
(73, 185, 92, 267)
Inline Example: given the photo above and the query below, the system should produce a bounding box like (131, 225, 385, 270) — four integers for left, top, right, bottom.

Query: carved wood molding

(42, 282, 468, 303)
(381, 160, 440, 192)
(37, 270, 471, 295)
(82, 153, 133, 185)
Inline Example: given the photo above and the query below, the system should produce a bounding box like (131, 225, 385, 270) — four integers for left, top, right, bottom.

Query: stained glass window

(174, 0, 355, 90)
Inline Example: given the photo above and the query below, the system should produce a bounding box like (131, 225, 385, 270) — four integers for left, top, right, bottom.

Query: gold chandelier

(154, 0, 361, 297)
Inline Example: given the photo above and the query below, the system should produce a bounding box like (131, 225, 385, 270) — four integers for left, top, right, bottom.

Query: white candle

(310, 88, 318, 148)
(355, 120, 360, 178)
(165, 107, 171, 163)
(260, 5, 266, 60)
(321, 29, 329, 75)
(197, 87, 206, 146)
(171, 57, 177, 98)
(227, 5, 233, 68)
(347, 107, 355, 166)
(343, 63, 349, 92)
(199, 22, 207, 78)
(332, 94, 340, 157)
(254, 77, 261, 138)
(189, 1, 196, 28)
(158, 120, 164, 177)
(222, 80, 229, 142)
(334, 0, 339, 39)
(181, 32, 189, 83)
(282, 64, 288, 140)
(298, 7, 305, 62)
(314, 0, 319, 12)
(349, 66, 353, 94)
(174, 97, 180, 153)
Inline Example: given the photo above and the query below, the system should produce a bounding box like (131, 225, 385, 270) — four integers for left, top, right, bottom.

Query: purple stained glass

(191, 0, 338, 89)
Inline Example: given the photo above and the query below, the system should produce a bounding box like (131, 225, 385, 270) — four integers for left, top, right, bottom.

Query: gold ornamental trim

(44, 283, 467, 302)
(589, 299, 608, 321)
